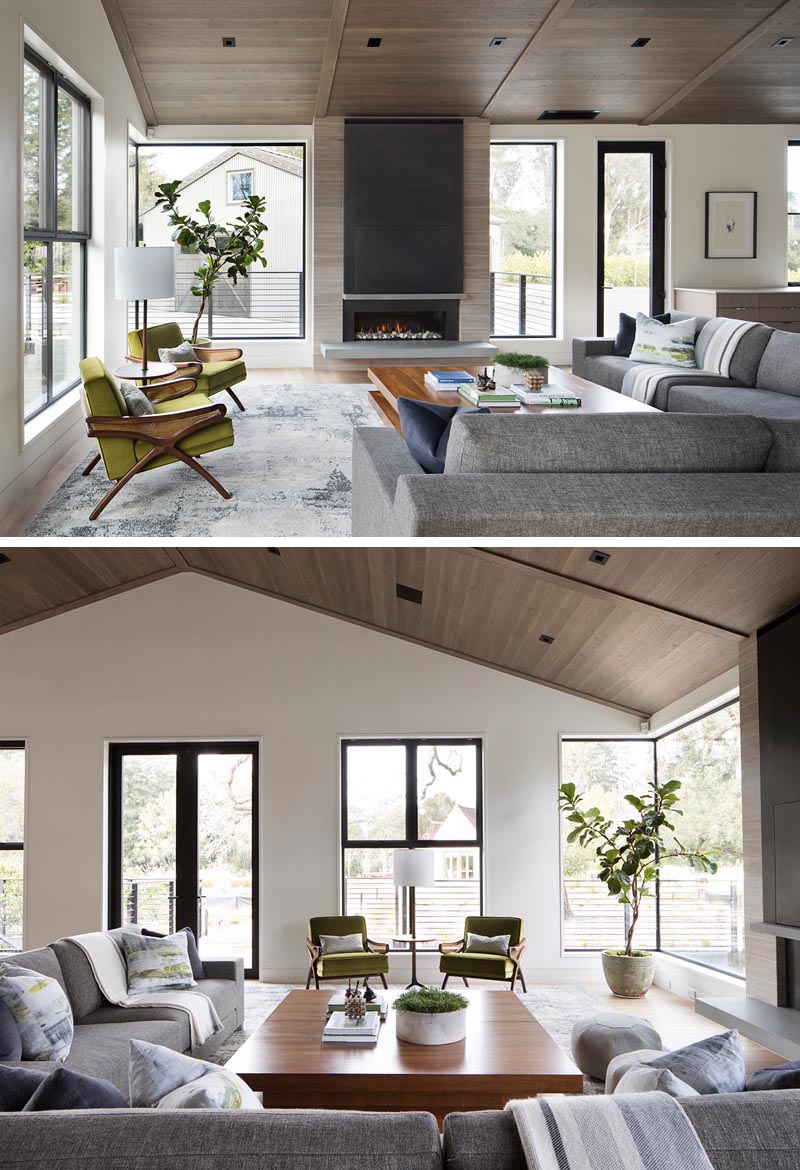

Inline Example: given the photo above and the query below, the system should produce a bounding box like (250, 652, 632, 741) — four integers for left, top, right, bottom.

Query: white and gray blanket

(622, 316, 758, 404)
(507, 1092, 714, 1170)
(65, 930, 221, 1048)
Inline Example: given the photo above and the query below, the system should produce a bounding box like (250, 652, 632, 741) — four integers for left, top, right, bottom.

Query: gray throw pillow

(615, 1063, 699, 1097)
(318, 933, 364, 955)
(0, 1002, 21, 1061)
(645, 1029, 745, 1094)
(465, 932, 510, 956)
(158, 341, 198, 363)
(119, 381, 154, 417)
(746, 1060, 800, 1091)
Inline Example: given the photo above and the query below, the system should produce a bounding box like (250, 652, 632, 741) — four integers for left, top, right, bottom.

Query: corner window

(23, 47, 90, 422)
(341, 739, 483, 946)
(228, 170, 253, 203)
(0, 743, 26, 954)
(789, 141, 800, 285)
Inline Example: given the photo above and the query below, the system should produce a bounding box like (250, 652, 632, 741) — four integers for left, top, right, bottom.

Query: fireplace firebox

(343, 298, 460, 343)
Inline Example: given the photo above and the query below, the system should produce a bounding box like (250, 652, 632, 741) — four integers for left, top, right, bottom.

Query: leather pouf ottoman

(605, 1047, 666, 1094)
(570, 1013, 663, 1081)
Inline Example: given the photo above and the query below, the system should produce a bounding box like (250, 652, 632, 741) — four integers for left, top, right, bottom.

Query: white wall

(0, 572, 638, 982)
(0, 0, 145, 525)
(492, 123, 795, 364)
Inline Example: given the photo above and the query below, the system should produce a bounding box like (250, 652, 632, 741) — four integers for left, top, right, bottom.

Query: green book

(458, 386, 519, 405)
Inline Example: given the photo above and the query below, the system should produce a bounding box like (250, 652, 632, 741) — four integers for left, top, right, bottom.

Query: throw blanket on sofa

(66, 931, 221, 1048)
(506, 1093, 714, 1170)
(622, 316, 759, 404)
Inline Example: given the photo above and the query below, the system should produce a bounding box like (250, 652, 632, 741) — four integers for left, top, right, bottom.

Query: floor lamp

(393, 848, 435, 988)
(114, 247, 176, 380)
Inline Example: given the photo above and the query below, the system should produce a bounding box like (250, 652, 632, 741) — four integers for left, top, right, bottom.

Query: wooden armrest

(439, 940, 465, 954)
(86, 403, 227, 447)
(509, 939, 527, 960)
(306, 939, 320, 959)
(143, 376, 200, 404)
(193, 346, 243, 362)
(366, 939, 389, 954)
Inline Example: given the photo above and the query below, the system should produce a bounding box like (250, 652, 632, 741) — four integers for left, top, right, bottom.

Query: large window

(789, 141, 800, 284)
(342, 739, 482, 948)
(490, 142, 556, 338)
(561, 702, 743, 978)
(0, 744, 26, 954)
(23, 48, 90, 421)
(130, 142, 305, 339)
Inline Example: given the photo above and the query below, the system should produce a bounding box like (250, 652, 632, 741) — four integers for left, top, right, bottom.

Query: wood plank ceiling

(2, 547, 799, 719)
(102, 0, 800, 125)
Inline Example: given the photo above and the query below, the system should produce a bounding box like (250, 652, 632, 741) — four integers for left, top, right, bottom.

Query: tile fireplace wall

(312, 116, 490, 370)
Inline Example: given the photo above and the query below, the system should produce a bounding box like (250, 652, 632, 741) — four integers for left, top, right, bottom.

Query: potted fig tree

(559, 778, 717, 997)
(394, 987, 468, 1045)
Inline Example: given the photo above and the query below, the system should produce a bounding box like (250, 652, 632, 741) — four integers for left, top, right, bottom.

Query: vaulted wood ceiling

(2, 547, 798, 719)
(102, 0, 800, 126)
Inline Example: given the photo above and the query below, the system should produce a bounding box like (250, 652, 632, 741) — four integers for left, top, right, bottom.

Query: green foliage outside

(394, 987, 468, 1013)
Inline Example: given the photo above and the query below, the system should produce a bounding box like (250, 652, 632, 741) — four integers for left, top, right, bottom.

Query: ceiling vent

(538, 109, 599, 121)
(266, 548, 282, 557)
(589, 550, 611, 565)
(396, 583, 423, 605)
(772, 36, 794, 47)
(489, 37, 507, 47)
(367, 37, 382, 47)
(221, 37, 236, 48)
(539, 634, 555, 645)
(631, 37, 651, 47)
(0, 553, 9, 565)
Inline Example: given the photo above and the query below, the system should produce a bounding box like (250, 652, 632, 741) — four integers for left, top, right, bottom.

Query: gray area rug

(208, 982, 606, 1093)
(23, 384, 373, 538)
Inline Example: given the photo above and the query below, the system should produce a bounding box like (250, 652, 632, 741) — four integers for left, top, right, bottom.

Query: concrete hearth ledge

(697, 995, 800, 1060)
(319, 339, 499, 360)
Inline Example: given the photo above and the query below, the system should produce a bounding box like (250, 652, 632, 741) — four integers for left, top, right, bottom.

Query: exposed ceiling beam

(315, 0, 351, 118)
(640, 0, 800, 124)
(481, 0, 580, 119)
(101, 0, 158, 127)
(187, 565, 650, 718)
(461, 550, 749, 641)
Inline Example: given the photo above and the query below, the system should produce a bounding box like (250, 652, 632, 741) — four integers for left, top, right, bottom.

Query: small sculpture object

(344, 979, 367, 1022)
(476, 367, 496, 391)
(524, 369, 547, 392)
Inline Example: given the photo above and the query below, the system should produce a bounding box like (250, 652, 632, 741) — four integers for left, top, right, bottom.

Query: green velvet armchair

(78, 357, 234, 521)
(306, 915, 390, 991)
(439, 915, 527, 992)
(127, 321, 248, 411)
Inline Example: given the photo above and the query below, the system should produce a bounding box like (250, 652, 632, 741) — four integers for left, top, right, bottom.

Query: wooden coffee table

(367, 365, 659, 433)
(225, 989, 582, 1124)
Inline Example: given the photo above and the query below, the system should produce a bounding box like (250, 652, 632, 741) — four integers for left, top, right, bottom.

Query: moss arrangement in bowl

(394, 987, 469, 1046)
(494, 352, 549, 386)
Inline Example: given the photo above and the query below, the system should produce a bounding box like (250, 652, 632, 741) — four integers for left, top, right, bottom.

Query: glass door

(597, 142, 666, 336)
(109, 742, 258, 977)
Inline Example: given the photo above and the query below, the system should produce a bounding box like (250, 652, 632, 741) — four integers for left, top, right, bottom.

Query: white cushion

(0, 963, 73, 1062)
(630, 312, 697, 368)
(605, 1047, 666, 1094)
(615, 1062, 699, 1097)
(129, 1039, 262, 1110)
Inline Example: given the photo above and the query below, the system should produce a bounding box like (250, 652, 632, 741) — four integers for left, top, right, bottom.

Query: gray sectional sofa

(572, 314, 800, 418)
(2, 936, 244, 1096)
(351, 412, 800, 537)
(1, 1092, 800, 1170)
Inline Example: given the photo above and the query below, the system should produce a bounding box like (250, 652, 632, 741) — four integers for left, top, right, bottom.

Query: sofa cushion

(439, 952, 514, 981)
(120, 931, 196, 993)
(50, 940, 105, 1021)
(728, 322, 773, 385)
(613, 311, 670, 357)
(64, 1020, 185, 1097)
(0, 1065, 47, 1111)
(79, 1005, 192, 1053)
(6, 947, 67, 997)
(630, 312, 697, 367)
(0, 1002, 22, 1061)
(23, 1066, 127, 1111)
(757, 329, 800, 397)
(746, 1060, 800, 1091)
(582, 354, 638, 394)
(195, 978, 238, 1022)
(763, 420, 800, 471)
(315, 954, 389, 978)
(668, 384, 800, 419)
(142, 927, 204, 981)
(129, 1039, 262, 1111)
(615, 1062, 699, 1096)
(646, 1030, 746, 1094)
(397, 398, 488, 474)
(443, 413, 773, 475)
(0, 964, 74, 1062)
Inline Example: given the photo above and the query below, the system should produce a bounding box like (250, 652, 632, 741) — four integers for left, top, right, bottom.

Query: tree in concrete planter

(558, 778, 717, 995)
(153, 182, 269, 344)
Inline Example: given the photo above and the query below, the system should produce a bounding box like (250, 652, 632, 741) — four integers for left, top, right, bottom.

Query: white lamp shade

(393, 849, 435, 888)
(114, 246, 175, 301)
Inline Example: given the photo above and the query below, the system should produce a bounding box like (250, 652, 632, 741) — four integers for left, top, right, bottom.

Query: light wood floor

(1, 368, 370, 538)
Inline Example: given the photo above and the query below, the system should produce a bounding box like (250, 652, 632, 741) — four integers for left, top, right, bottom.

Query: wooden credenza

(674, 288, 800, 333)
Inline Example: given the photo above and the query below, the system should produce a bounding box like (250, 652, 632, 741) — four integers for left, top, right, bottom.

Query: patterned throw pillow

(318, 933, 364, 955)
(645, 1029, 746, 1094)
(118, 381, 155, 417)
(465, 932, 511, 956)
(120, 931, 196, 994)
(158, 341, 198, 363)
(615, 1063, 699, 1097)
(129, 1039, 262, 1110)
(629, 312, 697, 368)
(0, 963, 74, 1062)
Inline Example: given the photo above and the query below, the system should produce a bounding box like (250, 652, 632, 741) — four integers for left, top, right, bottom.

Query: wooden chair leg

(306, 965, 313, 990)
(380, 973, 388, 989)
(313, 969, 320, 990)
(82, 453, 101, 476)
(462, 977, 469, 987)
(510, 968, 518, 991)
(518, 969, 527, 993)
(89, 449, 161, 521)
(171, 450, 232, 499)
(227, 387, 246, 411)
(441, 974, 449, 989)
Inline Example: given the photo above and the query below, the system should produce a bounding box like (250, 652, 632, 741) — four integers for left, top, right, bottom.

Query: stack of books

(424, 370, 476, 393)
(327, 991, 388, 1021)
(458, 384, 520, 408)
(322, 1011, 381, 1044)
(513, 384, 582, 407)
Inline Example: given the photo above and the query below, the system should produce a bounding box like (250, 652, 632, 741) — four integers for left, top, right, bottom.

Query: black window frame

(489, 139, 558, 340)
(23, 46, 91, 422)
(341, 737, 484, 951)
(789, 140, 800, 286)
(108, 740, 260, 980)
(561, 698, 743, 980)
(130, 140, 307, 340)
(596, 140, 666, 336)
(0, 741, 26, 954)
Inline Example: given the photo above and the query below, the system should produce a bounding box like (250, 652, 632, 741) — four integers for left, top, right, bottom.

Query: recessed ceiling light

(0, 553, 9, 565)
(367, 37, 382, 47)
(222, 37, 236, 48)
(396, 583, 423, 605)
(631, 37, 651, 48)
(490, 37, 507, 47)
(772, 36, 794, 47)
(538, 109, 600, 121)
(588, 550, 611, 565)
(266, 548, 282, 557)
(539, 634, 555, 645)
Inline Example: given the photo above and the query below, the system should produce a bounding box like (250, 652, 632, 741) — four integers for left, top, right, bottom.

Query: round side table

(392, 934, 436, 989)
(114, 361, 177, 387)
